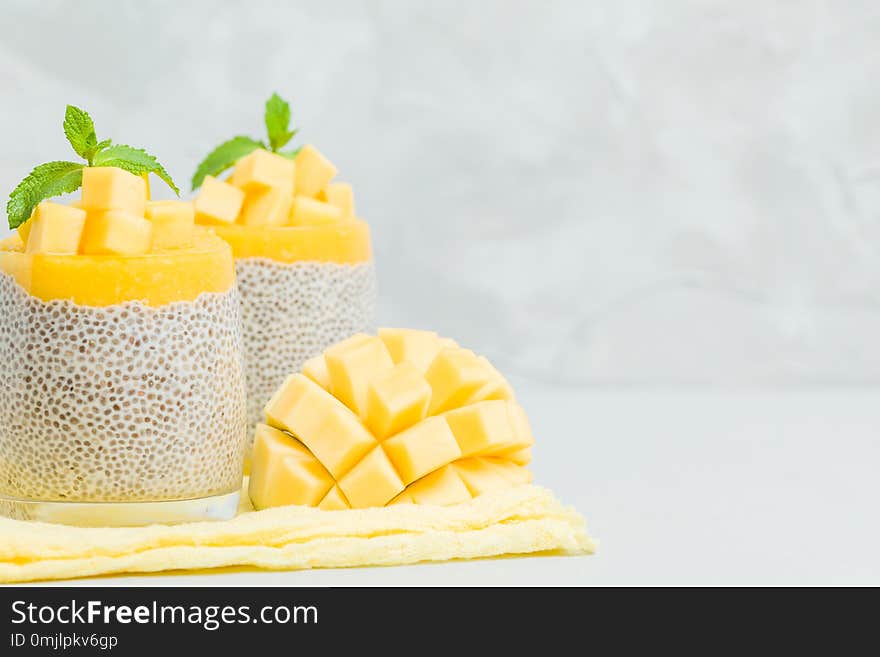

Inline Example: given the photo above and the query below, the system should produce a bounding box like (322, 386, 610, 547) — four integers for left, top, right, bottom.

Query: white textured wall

(2, 1, 879, 384)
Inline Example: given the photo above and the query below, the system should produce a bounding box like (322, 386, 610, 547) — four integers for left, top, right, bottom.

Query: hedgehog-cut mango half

(249, 329, 534, 511)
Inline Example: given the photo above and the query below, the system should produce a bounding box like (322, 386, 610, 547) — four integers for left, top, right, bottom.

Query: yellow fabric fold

(0, 485, 594, 583)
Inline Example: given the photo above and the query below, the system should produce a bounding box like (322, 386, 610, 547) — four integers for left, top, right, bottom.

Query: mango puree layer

(0, 229, 234, 307)
(210, 220, 372, 264)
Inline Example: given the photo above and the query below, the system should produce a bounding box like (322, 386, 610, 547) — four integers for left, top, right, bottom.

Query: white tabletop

(35, 382, 880, 586)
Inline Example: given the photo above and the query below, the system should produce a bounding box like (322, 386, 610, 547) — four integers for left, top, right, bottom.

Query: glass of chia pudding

(192, 136, 377, 451)
(0, 162, 247, 525)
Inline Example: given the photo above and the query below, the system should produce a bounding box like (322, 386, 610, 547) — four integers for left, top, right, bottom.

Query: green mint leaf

(278, 146, 302, 160)
(6, 161, 84, 229)
(265, 93, 295, 151)
(190, 136, 264, 190)
(93, 144, 180, 196)
(63, 105, 98, 161)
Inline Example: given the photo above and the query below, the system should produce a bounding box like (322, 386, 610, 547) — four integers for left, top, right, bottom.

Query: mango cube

(378, 328, 443, 372)
(383, 416, 462, 485)
(24, 202, 87, 255)
(484, 458, 533, 485)
(337, 445, 405, 508)
(264, 373, 376, 478)
(17, 212, 34, 246)
(497, 446, 532, 466)
(464, 356, 515, 404)
(289, 196, 343, 226)
(239, 186, 293, 227)
(425, 348, 492, 415)
(365, 362, 431, 440)
(319, 485, 351, 511)
(79, 210, 153, 256)
(294, 144, 338, 198)
(232, 149, 296, 192)
(325, 334, 395, 417)
(302, 355, 331, 389)
(144, 200, 195, 250)
(81, 166, 147, 216)
(444, 400, 517, 458)
(453, 458, 512, 496)
(407, 465, 472, 506)
(318, 182, 354, 219)
(194, 176, 245, 225)
(507, 402, 535, 451)
(248, 424, 334, 509)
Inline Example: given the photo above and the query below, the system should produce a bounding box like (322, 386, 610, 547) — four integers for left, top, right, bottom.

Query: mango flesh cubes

(79, 210, 153, 256)
(194, 176, 246, 225)
(239, 187, 293, 227)
(81, 166, 148, 216)
(264, 373, 376, 479)
(232, 149, 296, 192)
(289, 196, 343, 226)
(294, 144, 338, 198)
(318, 183, 354, 219)
(144, 200, 195, 250)
(250, 329, 533, 511)
(192, 144, 362, 250)
(25, 202, 87, 255)
(1, 166, 236, 306)
(249, 424, 335, 509)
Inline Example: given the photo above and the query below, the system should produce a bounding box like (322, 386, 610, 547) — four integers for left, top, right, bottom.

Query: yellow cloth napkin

(0, 485, 594, 583)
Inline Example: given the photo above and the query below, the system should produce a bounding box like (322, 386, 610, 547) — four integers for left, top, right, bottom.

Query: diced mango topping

(239, 187, 293, 227)
(144, 200, 195, 251)
(79, 210, 153, 256)
(191, 143, 366, 262)
(318, 182, 354, 219)
(25, 202, 87, 255)
(81, 166, 147, 216)
(289, 196, 343, 226)
(194, 176, 245, 225)
(249, 330, 532, 511)
(294, 144, 338, 198)
(231, 149, 296, 192)
(17, 213, 34, 246)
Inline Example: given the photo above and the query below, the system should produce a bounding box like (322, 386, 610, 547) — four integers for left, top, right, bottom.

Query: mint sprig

(191, 92, 299, 191)
(6, 104, 179, 229)
(265, 93, 296, 152)
(94, 144, 179, 195)
(6, 162, 85, 229)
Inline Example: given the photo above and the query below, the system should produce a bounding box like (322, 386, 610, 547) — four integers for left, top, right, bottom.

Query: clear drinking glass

(0, 229, 247, 526)
(209, 222, 377, 445)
